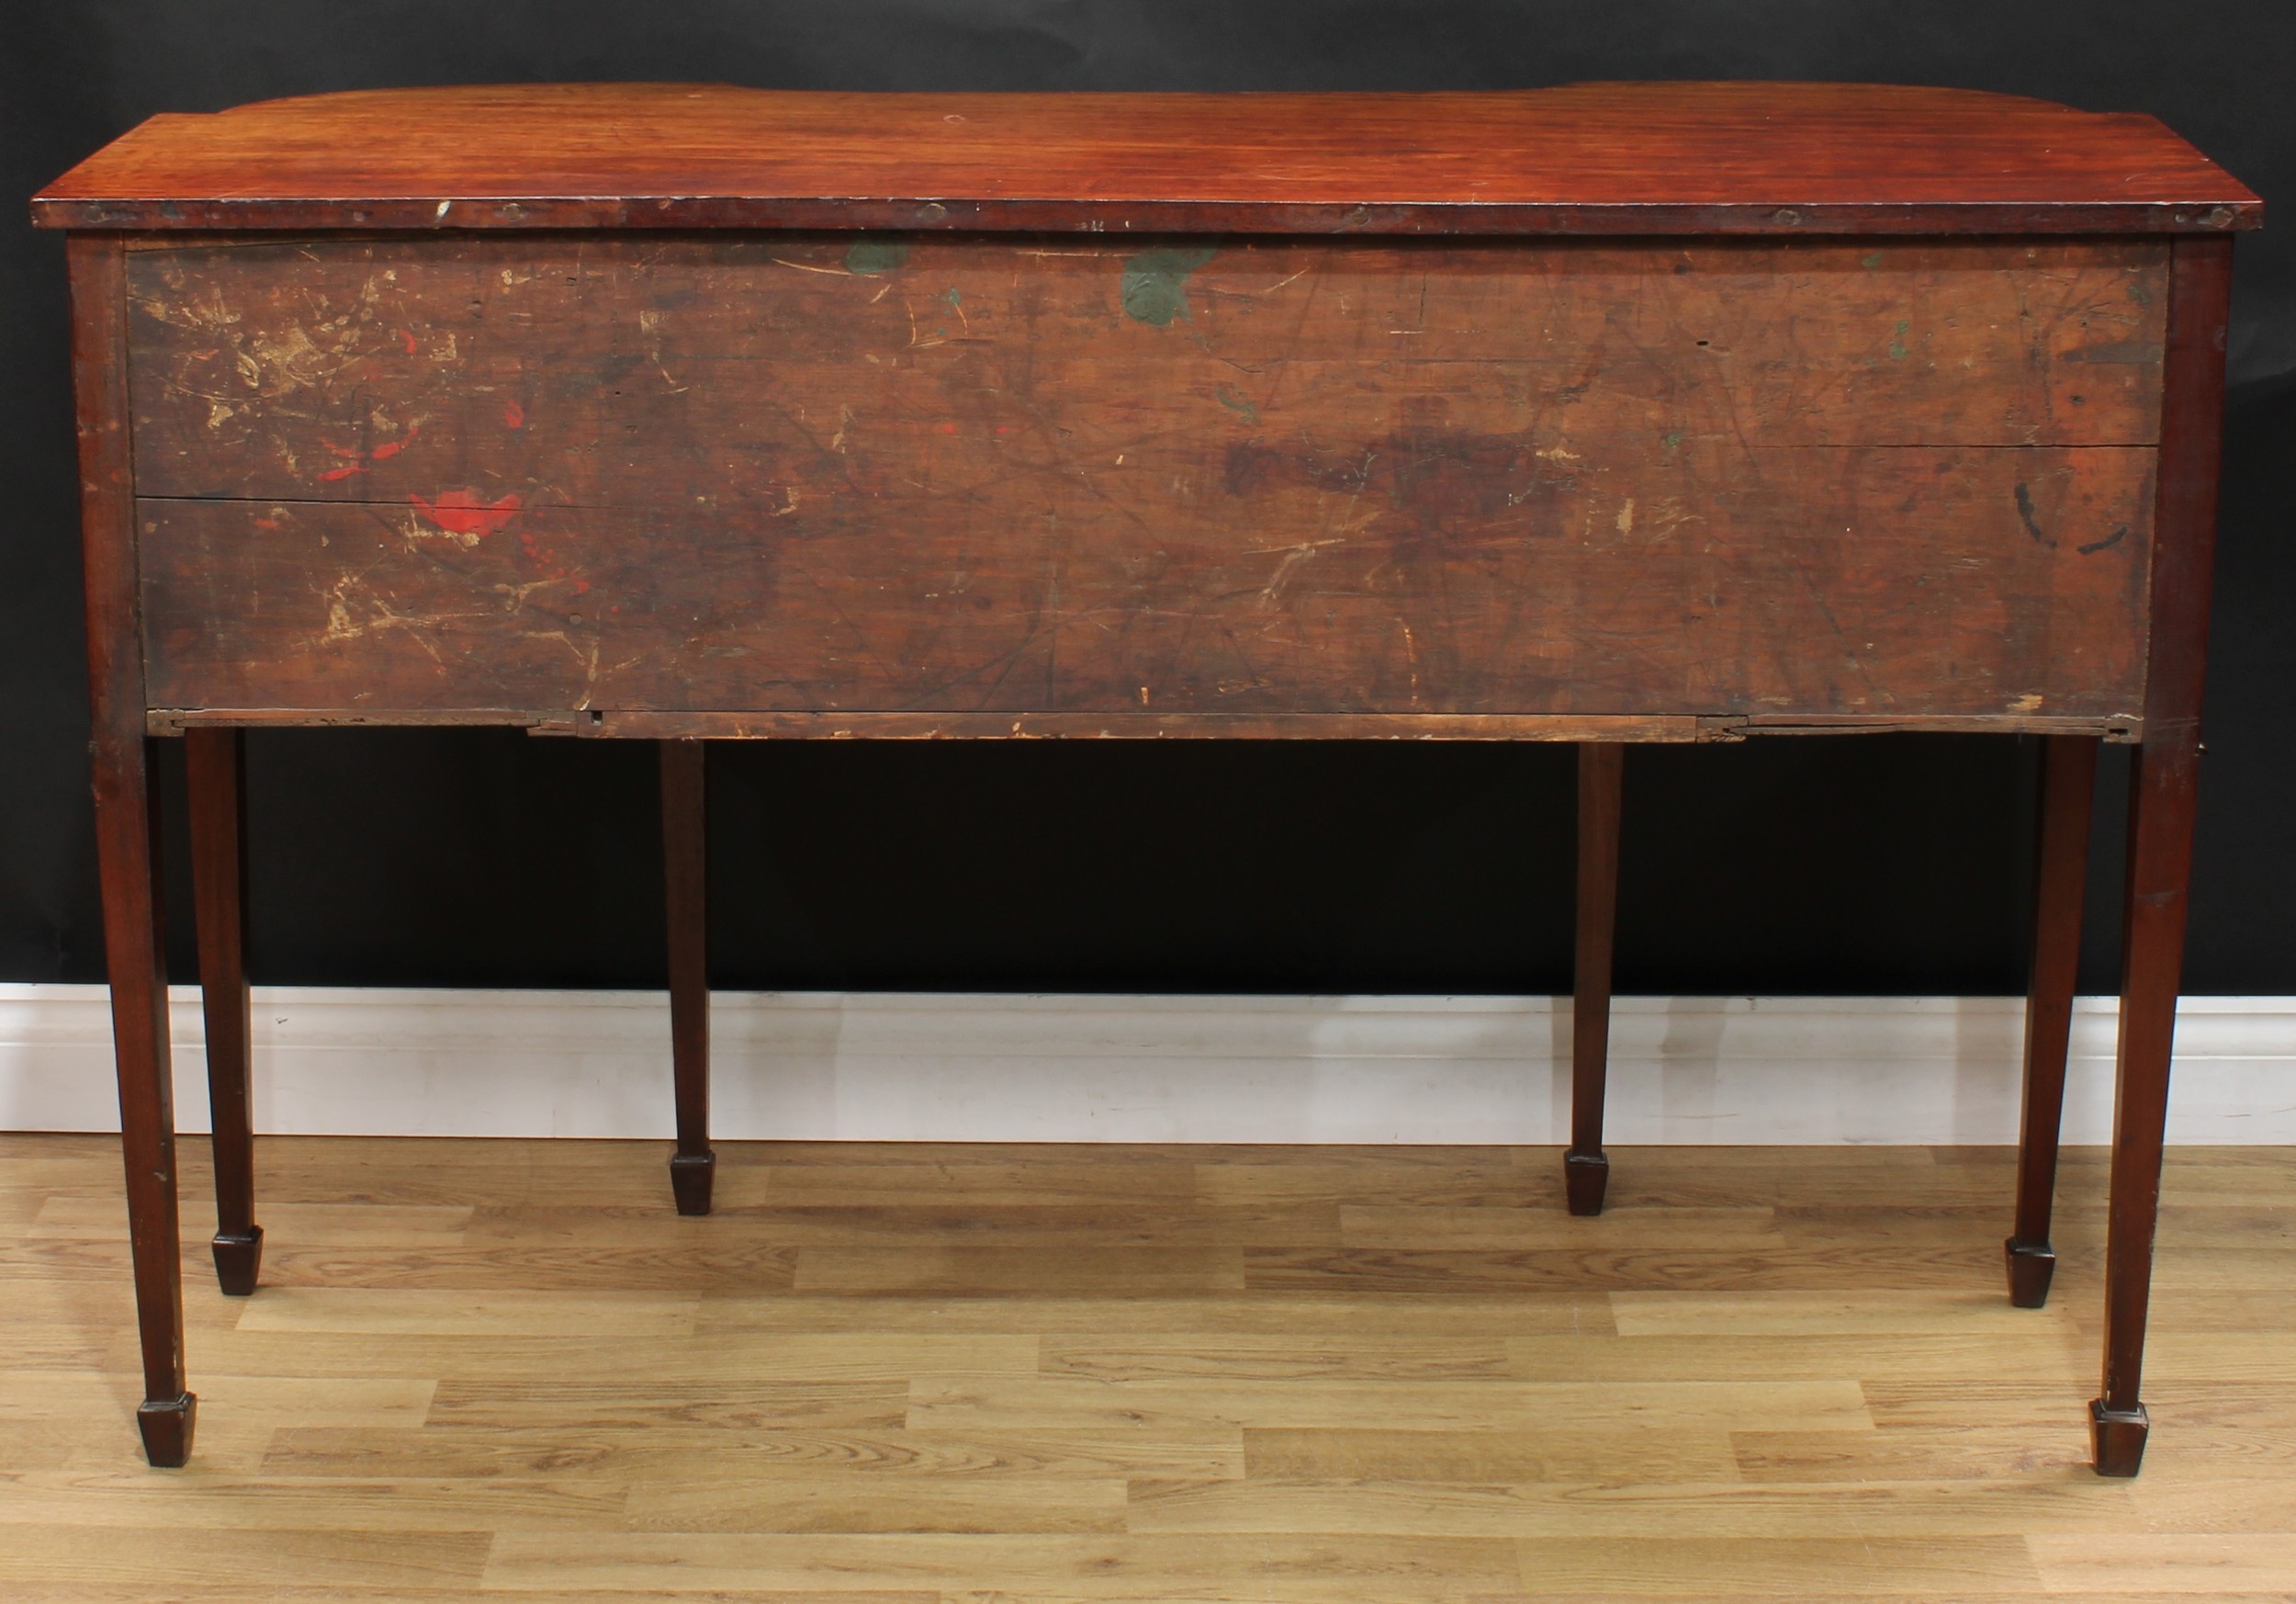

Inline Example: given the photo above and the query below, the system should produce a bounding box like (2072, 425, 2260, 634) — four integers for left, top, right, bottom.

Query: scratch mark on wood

(1255, 537, 1350, 606)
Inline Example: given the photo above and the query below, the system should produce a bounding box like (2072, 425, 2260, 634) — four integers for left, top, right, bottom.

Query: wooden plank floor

(4, 1135, 2294, 1601)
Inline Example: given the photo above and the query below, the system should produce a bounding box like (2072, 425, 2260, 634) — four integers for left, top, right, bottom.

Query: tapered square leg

(187, 727, 263, 1295)
(2088, 233, 2233, 1477)
(662, 740, 715, 1214)
(2090, 727, 2198, 1476)
(1565, 743, 1623, 1216)
(75, 233, 197, 1467)
(98, 733, 197, 1466)
(2006, 734, 2097, 1308)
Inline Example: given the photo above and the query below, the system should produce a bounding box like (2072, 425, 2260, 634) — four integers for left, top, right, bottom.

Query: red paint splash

(398, 328, 418, 356)
(313, 422, 419, 480)
(503, 400, 525, 429)
(411, 489, 523, 538)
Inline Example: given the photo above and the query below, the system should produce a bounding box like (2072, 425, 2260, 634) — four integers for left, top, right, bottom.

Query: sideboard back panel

(125, 235, 2166, 720)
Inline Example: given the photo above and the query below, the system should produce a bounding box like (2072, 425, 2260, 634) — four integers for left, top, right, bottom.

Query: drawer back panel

(126, 234, 2166, 718)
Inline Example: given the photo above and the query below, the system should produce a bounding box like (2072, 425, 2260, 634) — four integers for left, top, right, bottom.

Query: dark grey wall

(6, 3, 2291, 997)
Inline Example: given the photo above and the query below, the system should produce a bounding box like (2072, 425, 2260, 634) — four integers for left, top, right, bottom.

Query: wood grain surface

(6, 1134, 2295, 1598)
(30, 82, 2264, 235)
(126, 234, 2166, 726)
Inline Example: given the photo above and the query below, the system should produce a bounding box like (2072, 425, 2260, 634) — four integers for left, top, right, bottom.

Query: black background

(4, 4, 2290, 998)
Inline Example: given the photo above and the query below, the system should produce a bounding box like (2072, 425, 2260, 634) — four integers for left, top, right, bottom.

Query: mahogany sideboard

(34, 82, 2259, 1473)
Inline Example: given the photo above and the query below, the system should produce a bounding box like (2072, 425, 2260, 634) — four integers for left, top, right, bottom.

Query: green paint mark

(1862, 251, 1885, 269)
(1888, 319, 1910, 362)
(2128, 279, 2153, 304)
(843, 237, 910, 277)
(1216, 387, 1258, 424)
(941, 287, 963, 307)
(1662, 431, 1683, 448)
(1121, 244, 1218, 326)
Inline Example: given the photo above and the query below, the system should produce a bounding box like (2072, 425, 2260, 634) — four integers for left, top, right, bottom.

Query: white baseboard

(1, 986, 2290, 1145)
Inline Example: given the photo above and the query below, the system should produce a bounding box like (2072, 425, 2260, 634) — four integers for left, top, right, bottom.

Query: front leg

(2090, 232, 2234, 1478)
(2092, 728, 2200, 1476)
(96, 732, 196, 1466)
(72, 232, 194, 1466)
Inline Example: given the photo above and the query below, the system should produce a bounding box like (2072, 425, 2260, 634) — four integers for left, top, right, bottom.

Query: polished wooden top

(33, 81, 2259, 236)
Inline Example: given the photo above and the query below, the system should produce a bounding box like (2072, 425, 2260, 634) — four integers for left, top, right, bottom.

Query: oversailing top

(31, 81, 2263, 236)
